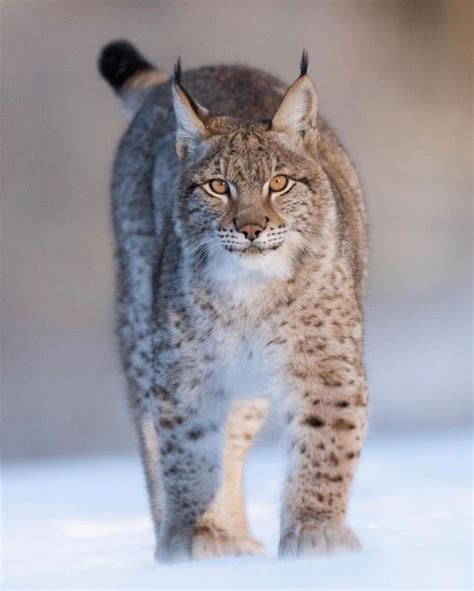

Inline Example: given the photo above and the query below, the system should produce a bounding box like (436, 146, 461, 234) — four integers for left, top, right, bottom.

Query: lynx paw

(279, 521, 361, 558)
(192, 524, 265, 559)
(155, 527, 193, 562)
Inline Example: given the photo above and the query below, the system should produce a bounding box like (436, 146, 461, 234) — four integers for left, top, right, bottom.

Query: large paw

(192, 524, 265, 559)
(279, 520, 361, 558)
(155, 527, 193, 562)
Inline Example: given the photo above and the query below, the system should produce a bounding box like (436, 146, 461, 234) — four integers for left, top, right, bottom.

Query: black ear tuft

(99, 39, 152, 91)
(174, 57, 182, 86)
(300, 49, 309, 77)
(173, 57, 201, 114)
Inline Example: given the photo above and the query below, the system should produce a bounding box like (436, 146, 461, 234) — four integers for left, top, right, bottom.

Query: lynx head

(172, 53, 334, 282)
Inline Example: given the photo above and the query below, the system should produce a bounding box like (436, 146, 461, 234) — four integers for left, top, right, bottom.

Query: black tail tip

(300, 49, 309, 77)
(98, 40, 152, 90)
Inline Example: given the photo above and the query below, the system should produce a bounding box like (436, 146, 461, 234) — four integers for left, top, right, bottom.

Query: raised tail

(98, 40, 169, 119)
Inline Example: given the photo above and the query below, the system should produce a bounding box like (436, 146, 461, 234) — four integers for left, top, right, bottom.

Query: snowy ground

(2, 430, 472, 590)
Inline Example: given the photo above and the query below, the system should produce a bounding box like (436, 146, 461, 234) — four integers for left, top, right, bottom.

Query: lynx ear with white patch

(172, 59, 210, 158)
(271, 51, 318, 149)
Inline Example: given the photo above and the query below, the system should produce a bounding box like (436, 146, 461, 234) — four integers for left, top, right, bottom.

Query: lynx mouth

(225, 244, 282, 256)
(242, 245, 266, 255)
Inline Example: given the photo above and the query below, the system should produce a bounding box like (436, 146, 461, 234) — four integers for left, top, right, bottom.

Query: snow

(2, 430, 472, 590)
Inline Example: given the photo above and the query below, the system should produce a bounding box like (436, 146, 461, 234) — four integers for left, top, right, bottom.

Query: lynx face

(172, 73, 331, 279)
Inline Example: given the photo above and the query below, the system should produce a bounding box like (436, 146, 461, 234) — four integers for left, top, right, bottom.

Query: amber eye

(269, 174, 289, 193)
(209, 179, 230, 195)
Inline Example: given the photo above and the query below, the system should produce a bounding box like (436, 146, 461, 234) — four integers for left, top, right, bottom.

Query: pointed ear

(271, 74, 318, 147)
(172, 79, 209, 158)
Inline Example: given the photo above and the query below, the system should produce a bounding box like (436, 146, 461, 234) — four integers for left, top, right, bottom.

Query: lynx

(99, 40, 368, 561)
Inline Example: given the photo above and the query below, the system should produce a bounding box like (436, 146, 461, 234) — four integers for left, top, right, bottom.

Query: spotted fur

(99, 41, 368, 561)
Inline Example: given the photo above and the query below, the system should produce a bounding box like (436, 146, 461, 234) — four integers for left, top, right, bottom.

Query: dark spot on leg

(305, 416, 325, 428)
(159, 417, 175, 429)
(332, 418, 356, 431)
(187, 429, 204, 440)
(162, 441, 175, 454)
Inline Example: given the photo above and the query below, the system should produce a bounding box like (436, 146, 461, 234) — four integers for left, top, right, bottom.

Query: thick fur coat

(99, 41, 368, 561)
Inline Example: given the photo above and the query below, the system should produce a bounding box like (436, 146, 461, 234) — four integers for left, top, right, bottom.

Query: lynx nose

(238, 223, 265, 241)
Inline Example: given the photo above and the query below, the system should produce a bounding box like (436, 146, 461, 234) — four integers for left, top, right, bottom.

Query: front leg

(195, 399, 269, 558)
(153, 383, 229, 562)
(279, 354, 367, 558)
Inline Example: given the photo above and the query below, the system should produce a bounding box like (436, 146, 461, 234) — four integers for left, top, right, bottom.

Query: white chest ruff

(215, 336, 278, 400)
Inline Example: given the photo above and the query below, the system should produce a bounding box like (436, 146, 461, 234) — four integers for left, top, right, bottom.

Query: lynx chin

(99, 40, 368, 562)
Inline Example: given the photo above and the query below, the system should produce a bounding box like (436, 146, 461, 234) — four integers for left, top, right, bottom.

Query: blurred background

(1, 0, 472, 460)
